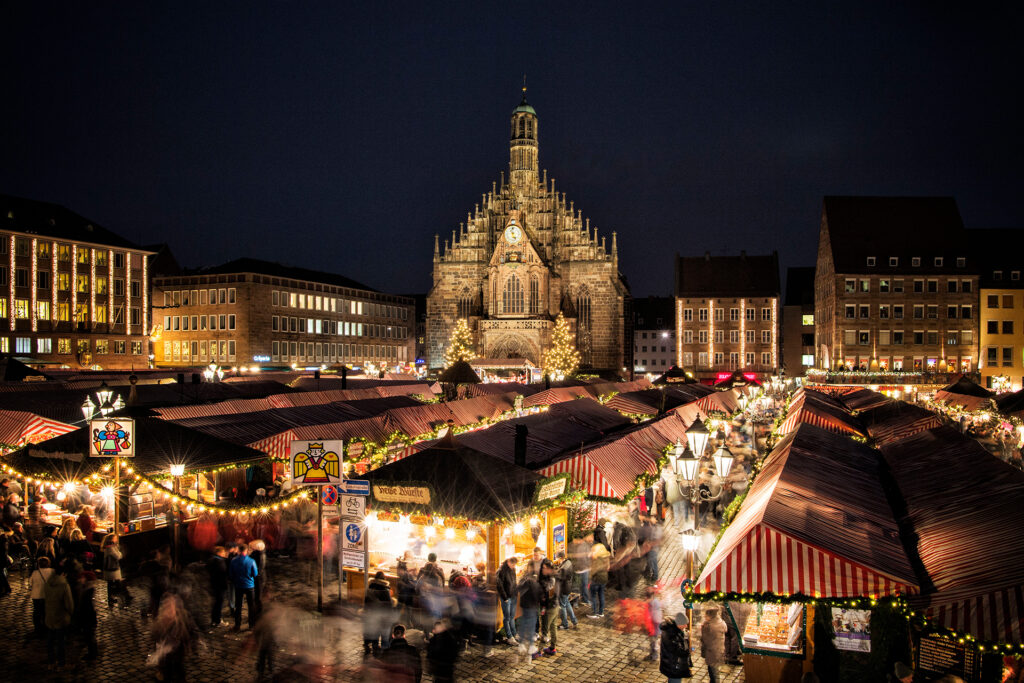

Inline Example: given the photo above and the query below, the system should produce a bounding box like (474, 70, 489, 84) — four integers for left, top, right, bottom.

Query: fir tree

(543, 312, 581, 379)
(443, 318, 476, 367)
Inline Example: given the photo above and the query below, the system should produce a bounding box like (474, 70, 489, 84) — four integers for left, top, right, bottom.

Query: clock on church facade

(426, 89, 632, 374)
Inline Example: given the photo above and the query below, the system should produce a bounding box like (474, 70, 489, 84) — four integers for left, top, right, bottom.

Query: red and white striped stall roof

(914, 583, 1024, 645)
(695, 423, 918, 598)
(0, 410, 77, 446)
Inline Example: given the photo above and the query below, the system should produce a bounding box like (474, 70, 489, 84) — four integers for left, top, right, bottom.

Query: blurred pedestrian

(206, 545, 229, 627)
(569, 532, 592, 607)
(75, 570, 98, 661)
(496, 556, 519, 643)
(253, 592, 280, 680)
(363, 570, 395, 656)
(29, 556, 53, 637)
(76, 505, 97, 541)
(517, 570, 542, 660)
(700, 607, 727, 683)
(150, 593, 197, 683)
(100, 534, 132, 610)
(659, 613, 692, 683)
(555, 551, 577, 629)
(589, 543, 610, 618)
(645, 585, 663, 661)
(0, 528, 11, 597)
(538, 559, 560, 656)
(378, 623, 422, 682)
(44, 562, 74, 670)
(249, 539, 268, 615)
(426, 619, 460, 682)
(229, 542, 258, 630)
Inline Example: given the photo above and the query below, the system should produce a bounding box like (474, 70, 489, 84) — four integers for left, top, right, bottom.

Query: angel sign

(91, 419, 133, 456)
(290, 441, 342, 486)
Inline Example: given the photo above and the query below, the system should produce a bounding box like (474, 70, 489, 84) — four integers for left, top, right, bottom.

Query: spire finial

(521, 74, 528, 103)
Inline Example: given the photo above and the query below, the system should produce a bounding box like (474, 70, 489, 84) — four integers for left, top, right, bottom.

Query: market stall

(351, 433, 575, 605)
(694, 423, 919, 682)
(933, 376, 995, 412)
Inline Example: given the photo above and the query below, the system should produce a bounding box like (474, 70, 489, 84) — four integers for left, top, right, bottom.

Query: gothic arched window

(576, 287, 592, 365)
(526, 119, 533, 139)
(518, 118, 525, 138)
(503, 275, 524, 314)
(457, 289, 473, 318)
(529, 275, 540, 314)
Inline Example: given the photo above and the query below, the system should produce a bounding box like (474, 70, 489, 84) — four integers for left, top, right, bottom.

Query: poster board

(830, 608, 871, 653)
(916, 633, 980, 681)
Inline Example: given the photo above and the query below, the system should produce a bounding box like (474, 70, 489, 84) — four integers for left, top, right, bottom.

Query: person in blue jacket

(228, 542, 259, 630)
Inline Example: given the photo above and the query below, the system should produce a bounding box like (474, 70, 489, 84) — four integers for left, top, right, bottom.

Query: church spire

(509, 81, 538, 191)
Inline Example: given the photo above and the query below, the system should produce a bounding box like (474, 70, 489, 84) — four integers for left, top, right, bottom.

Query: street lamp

(713, 445, 735, 481)
(681, 528, 700, 638)
(686, 418, 710, 459)
(81, 396, 96, 421)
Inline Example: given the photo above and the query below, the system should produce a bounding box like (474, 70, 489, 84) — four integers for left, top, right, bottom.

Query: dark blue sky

(2, 2, 1021, 296)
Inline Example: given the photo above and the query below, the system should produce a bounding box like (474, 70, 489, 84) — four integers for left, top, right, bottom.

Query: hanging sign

(90, 418, 135, 457)
(372, 484, 430, 505)
(830, 608, 871, 653)
(536, 477, 568, 502)
(289, 440, 343, 486)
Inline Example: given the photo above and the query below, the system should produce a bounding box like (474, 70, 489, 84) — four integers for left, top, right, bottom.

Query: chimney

(514, 424, 528, 467)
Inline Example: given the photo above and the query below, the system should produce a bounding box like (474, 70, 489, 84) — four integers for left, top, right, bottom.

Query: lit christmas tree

(543, 313, 581, 379)
(443, 318, 476, 367)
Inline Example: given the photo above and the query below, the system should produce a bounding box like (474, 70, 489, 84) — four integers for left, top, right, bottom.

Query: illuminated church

(426, 89, 631, 374)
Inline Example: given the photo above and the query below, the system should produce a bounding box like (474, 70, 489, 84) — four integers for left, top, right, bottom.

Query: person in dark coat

(75, 570, 99, 661)
(206, 546, 229, 627)
(363, 571, 395, 656)
(496, 557, 519, 642)
(426, 619, 460, 683)
(593, 519, 612, 553)
(660, 613, 692, 682)
(378, 624, 423, 682)
(249, 539, 268, 615)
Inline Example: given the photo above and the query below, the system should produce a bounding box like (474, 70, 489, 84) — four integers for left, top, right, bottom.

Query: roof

(821, 196, 968, 274)
(513, 90, 536, 116)
(174, 257, 379, 293)
(1, 412, 267, 480)
(364, 438, 542, 520)
(0, 194, 147, 251)
(438, 360, 481, 384)
(696, 423, 920, 596)
(968, 229, 1024, 288)
(784, 267, 816, 307)
(996, 389, 1024, 417)
(0, 355, 51, 381)
(675, 252, 780, 298)
(632, 296, 675, 328)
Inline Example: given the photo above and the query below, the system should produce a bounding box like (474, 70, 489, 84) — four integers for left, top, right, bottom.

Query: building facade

(426, 90, 631, 373)
(0, 194, 152, 369)
(782, 266, 816, 377)
(153, 259, 413, 369)
(675, 252, 780, 381)
(974, 229, 1024, 391)
(632, 296, 675, 376)
(814, 197, 979, 373)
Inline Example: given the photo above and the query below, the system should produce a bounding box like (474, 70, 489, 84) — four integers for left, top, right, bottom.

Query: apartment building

(0, 194, 152, 369)
(974, 229, 1024, 390)
(632, 296, 675, 376)
(153, 258, 414, 369)
(675, 251, 780, 381)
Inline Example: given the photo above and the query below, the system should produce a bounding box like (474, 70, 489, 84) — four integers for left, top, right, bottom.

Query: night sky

(2, 2, 1021, 297)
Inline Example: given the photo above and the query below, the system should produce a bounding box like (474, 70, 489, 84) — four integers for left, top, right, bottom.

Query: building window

(698, 330, 708, 344)
(502, 275, 524, 314)
(879, 279, 889, 293)
(935, 257, 944, 267)
(927, 305, 937, 319)
(894, 305, 904, 319)
(961, 330, 973, 345)
(879, 305, 889, 319)
(927, 331, 938, 345)
(1003, 295, 1014, 308)
(698, 309, 708, 322)
(845, 279, 855, 293)
(927, 280, 937, 293)
(14, 299, 29, 319)
(960, 305, 971, 320)
(219, 289, 227, 304)
(228, 288, 236, 304)
(730, 308, 739, 321)
(36, 301, 50, 320)
(715, 308, 724, 322)
(761, 330, 771, 343)
(994, 271, 1003, 281)
(228, 314, 236, 330)
(760, 352, 770, 365)
(893, 279, 904, 293)
(947, 306, 957, 319)
(714, 330, 723, 344)
(893, 331, 904, 345)
(1004, 321, 1014, 335)
(683, 308, 692, 322)
(859, 305, 869, 319)
(683, 330, 692, 344)
(866, 257, 876, 267)
(15, 268, 28, 288)
(988, 295, 999, 308)
(947, 280, 957, 293)
(36, 338, 52, 354)
(913, 305, 924, 319)
(889, 257, 898, 267)
(912, 257, 921, 267)
(37, 271, 50, 290)
(987, 347, 998, 365)
(745, 330, 755, 343)
(914, 279, 924, 293)
(845, 305, 855, 319)
(1013, 272, 1021, 282)
(962, 280, 972, 293)
(802, 314, 814, 325)
(760, 307, 770, 320)
(956, 257, 965, 268)
(113, 340, 126, 354)
(729, 330, 739, 343)
(15, 337, 31, 354)
(1003, 347, 1013, 366)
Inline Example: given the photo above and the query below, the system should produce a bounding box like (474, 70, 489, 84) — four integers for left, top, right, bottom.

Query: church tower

(509, 86, 538, 191)
(426, 89, 631, 375)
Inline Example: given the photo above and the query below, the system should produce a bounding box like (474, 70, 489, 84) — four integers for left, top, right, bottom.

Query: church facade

(426, 91, 631, 374)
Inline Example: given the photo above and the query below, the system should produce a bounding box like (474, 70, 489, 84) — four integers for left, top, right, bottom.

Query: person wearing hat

(538, 558, 561, 657)
(700, 607, 727, 683)
(659, 612, 691, 682)
(889, 662, 914, 683)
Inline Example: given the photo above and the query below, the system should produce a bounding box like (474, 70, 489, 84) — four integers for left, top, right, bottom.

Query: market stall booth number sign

(372, 484, 430, 505)
(536, 478, 567, 502)
(90, 418, 135, 457)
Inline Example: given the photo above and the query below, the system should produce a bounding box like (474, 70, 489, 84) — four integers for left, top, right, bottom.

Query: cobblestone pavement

(1, 529, 745, 682)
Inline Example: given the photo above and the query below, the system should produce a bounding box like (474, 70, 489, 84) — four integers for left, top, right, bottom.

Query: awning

(0, 410, 78, 447)
(695, 423, 919, 597)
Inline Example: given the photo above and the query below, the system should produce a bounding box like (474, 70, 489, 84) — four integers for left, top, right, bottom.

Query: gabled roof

(821, 196, 968, 274)
(675, 252, 780, 298)
(0, 194, 147, 251)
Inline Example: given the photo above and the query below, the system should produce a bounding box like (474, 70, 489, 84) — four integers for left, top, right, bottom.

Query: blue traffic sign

(344, 522, 363, 545)
(338, 479, 370, 496)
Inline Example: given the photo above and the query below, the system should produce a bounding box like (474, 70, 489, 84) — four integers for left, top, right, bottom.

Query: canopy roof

(437, 361, 481, 384)
(934, 376, 995, 411)
(1, 411, 266, 481)
(777, 388, 865, 437)
(652, 366, 697, 385)
(364, 436, 542, 520)
(0, 410, 77, 447)
(881, 426, 1024, 644)
(696, 423, 919, 597)
(996, 389, 1024, 417)
(859, 400, 943, 446)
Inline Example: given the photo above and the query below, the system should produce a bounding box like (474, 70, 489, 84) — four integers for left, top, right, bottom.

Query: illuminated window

(14, 299, 29, 319)
(37, 242, 51, 258)
(36, 301, 50, 320)
(15, 337, 30, 353)
(96, 277, 108, 295)
(95, 251, 107, 266)
(57, 303, 69, 321)
(502, 275, 524, 314)
(76, 249, 88, 264)
(57, 338, 71, 354)
(75, 304, 88, 323)
(76, 274, 89, 293)
(95, 306, 107, 324)
(801, 314, 814, 325)
(57, 245, 71, 262)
